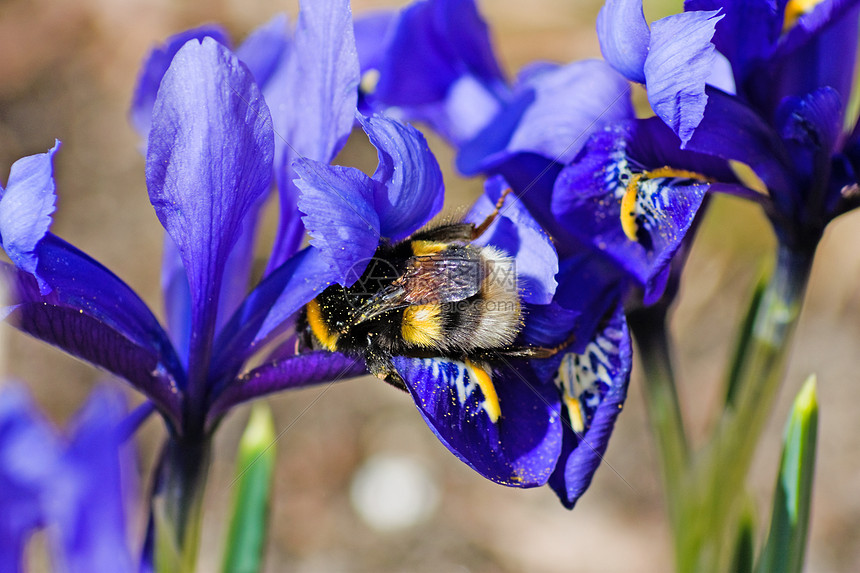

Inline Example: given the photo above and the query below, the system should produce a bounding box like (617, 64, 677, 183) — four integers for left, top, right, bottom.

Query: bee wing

(353, 255, 483, 323)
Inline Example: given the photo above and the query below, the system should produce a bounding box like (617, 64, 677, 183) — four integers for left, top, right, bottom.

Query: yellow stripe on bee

(465, 360, 501, 424)
(620, 166, 711, 241)
(411, 240, 448, 256)
(401, 304, 443, 347)
(306, 299, 338, 351)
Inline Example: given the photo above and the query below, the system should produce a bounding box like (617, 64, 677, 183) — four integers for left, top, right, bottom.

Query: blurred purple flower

(0, 386, 132, 573)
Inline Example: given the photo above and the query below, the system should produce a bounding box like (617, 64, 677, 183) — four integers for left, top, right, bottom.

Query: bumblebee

(296, 190, 558, 388)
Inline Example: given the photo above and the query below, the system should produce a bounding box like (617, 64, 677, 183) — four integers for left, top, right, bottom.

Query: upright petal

(129, 25, 231, 141)
(363, 114, 444, 240)
(597, 0, 651, 83)
(268, 0, 360, 270)
(392, 357, 563, 487)
(236, 14, 291, 91)
(294, 160, 382, 285)
(146, 38, 274, 400)
(549, 305, 632, 508)
(0, 141, 61, 294)
(644, 9, 724, 146)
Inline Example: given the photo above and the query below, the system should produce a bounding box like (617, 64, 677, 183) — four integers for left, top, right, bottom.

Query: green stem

(676, 245, 814, 572)
(154, 436, 213, 573)
(628, 305, 689, 541)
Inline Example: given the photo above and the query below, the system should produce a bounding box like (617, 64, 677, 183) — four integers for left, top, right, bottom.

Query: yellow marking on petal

(620, 173, 644, 241)
(401, 304, 443, 347)
(465, 359, 501, 424)
(306, 299, 338, 351)
(564, 394, 585, 434)
(644, 166, 709, 181)
(784, 0, 826, 31)
(360, 69, 380, 94)
(411, 240, 448, 256)
(729, 160, 769, 195)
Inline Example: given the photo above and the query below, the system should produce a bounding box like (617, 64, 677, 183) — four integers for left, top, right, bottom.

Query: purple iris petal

(354, 11, 397, 73)
(210, 247, 336, 387)
(506, 60, 633, 164)
(596, 0, 650, 83)
(160, 235, 191, 366)
(48, 388, 133, 573)
(0, 386, 58, 571)
(549, 304, 631, 509)
(644, 9, 723, 146)
(294, 160, 382, 285)
(362, 114, 444, 240)
(457, 89, 536, 175)
(268, 0, 360, 272)
(146, 38, 274, 399)
(236, 14, 291, 90)
(467, 176, 558, 304)
(1, 234, 183, 425)
(393, 357, 563, 487)
(129, 25, 230, 141)
(0, 141, 60, 294)
(552, 122, 709, 299)
(207, 351, 367, 424)
(685, 0, 780, 83)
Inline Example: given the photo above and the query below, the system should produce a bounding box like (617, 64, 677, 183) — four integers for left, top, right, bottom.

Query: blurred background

(1, 0, 859, 571)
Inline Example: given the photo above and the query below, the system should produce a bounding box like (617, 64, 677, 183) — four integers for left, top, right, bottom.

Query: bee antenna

(471, 187, 513, 240)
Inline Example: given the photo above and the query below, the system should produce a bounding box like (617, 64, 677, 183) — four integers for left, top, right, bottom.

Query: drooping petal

(644, 9, 724, 146)
(207, 351, 367, 424)
(392, 357, 563, 487)
(129, 25, 231, 141)
(552, 122, 710, 300)
(294, 160, 381, 286)
(146, 38, 274, 396)
(268, 0, 360, 271)
(596, 0, 651, 83)
(1, 236, 184, 427)
(467, 176, 558, 304)
(236, 14, 291, 91)
(0, 141, 61, 294)
(47, 387, 133, 573)
(362, 114, 444, 240)
(549, 304, 632, 508)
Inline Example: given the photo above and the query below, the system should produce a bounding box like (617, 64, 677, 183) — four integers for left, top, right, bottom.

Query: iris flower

(598, 0, 860, 251)
(0, 386, 132, 573)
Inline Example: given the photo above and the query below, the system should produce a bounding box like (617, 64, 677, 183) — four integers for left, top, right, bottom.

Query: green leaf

(756, 375, 819, 573)
(221, 402, 277, 573)
(725, 270, 767, 407)
(731, 502, 756, 573)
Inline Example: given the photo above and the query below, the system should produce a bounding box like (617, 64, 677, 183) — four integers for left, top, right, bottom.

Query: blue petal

(552, 122, 709, 298)
(129, 25, 231, 141)
(207, 351, 367, 424)
(210, 247, 338, 386)
(549, 304, 632, 508)
(354, 11, 397, 73)
(236, 14, 291, 91)
(644, 9, 724, 146)
(362, 114, 444, 240)
(0, 141, 61, 294)
(506, 60, 634, 164)
(597, 0, 650, 83)
(49, 387, 133, 573)
(2, 236, 184, 427)
(160, 234, 191, 367)
(0, 386, 59, 570)
(393, 357, 563, 487)
(146, 38, 274, 394)
(294, 160, 382, 285)
(267, 0, 360, 271)
(467, 176, 558, 304)
(685, 0, 781, 82)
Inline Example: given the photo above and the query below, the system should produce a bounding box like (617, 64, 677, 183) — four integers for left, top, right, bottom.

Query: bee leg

(488, 331, 578, 360)
(366, 354, 408, 392)
(471, 187, 513, 240)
